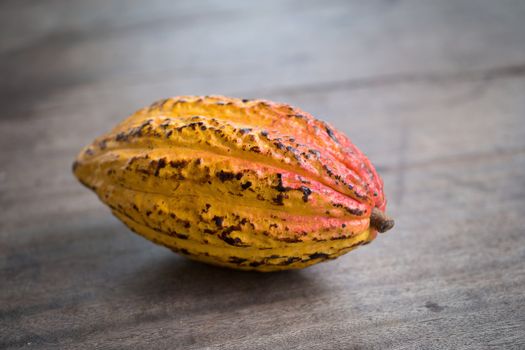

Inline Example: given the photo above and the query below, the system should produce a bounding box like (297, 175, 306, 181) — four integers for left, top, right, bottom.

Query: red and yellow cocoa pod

(73, 95, 394, 271)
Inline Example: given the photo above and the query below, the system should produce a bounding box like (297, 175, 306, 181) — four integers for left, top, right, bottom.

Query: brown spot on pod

(241, 181, 252, 190)
(274, 142, 286, 150)
(154, 157, 167, 176)
(325, 126, 339, 144)
(169, 160, 189, 169)
(202, 204, 211, 213)
(212, 216, 224, 227)
(216, 170, 236, 182)
(331, 203, 365, 216)
(309, 252, 329, 260)
(299, 186, 312, 202)
(175, 233, 188, 240)
(274, 174, 291, 192)
(278, 257, 301, 265)
(115, 132, 128, 142)
(219, 226, 247, 246)
(272, 193, 285, 206)
(280, 237, 301, 243)
(308, 149, 320, 157)
(160, 119, 171, 128)
(229, 257, 247, 264)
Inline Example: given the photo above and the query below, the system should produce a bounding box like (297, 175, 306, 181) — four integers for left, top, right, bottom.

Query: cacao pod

(73, 96, 393, 271)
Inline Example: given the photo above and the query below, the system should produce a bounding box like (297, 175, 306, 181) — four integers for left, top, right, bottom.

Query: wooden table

(1, 1, 524, 349)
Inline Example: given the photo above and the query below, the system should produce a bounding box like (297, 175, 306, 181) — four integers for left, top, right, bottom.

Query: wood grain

(1, 1, 525, 349)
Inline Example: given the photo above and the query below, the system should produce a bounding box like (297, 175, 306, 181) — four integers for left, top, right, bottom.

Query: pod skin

(73, 96, 394, 271)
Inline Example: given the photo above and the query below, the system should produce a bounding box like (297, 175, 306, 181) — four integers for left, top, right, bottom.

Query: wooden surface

(1, 1, 525, 349)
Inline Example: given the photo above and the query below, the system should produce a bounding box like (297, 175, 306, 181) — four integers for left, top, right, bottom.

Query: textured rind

(73, 95, 387, 271)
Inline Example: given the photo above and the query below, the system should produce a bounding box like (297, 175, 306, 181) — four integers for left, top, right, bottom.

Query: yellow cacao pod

(73, 96, 393, 271)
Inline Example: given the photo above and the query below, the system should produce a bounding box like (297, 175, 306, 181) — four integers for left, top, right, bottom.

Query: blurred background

(1, 1, 524, 349)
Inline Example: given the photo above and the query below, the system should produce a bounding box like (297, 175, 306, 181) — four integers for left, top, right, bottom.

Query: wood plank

(1, 0, 525, 349)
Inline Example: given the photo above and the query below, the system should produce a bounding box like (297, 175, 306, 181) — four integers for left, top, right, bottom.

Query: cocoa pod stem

(370, 208, 395, 233)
